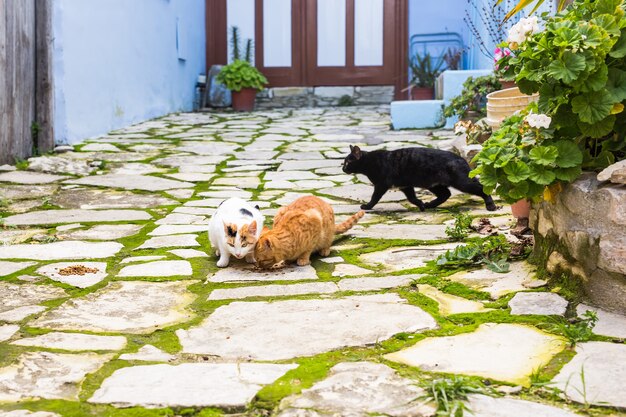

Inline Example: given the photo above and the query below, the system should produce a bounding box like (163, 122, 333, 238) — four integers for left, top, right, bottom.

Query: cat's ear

(248, 220, 257, 235)
(264, 238, 272, 249)
(351, 145, 362, 159)
(349, 145, 354, 152)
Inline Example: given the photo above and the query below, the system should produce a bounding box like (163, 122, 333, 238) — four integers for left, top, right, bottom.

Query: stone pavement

(0, 106, 624, 417)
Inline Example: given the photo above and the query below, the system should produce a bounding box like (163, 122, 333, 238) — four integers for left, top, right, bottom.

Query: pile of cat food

(57, 265, 99, 276)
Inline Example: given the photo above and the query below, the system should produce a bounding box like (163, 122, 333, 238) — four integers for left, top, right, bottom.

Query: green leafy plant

(419, 376, 494, 417)
(217, 59, 268, 92)
(409, 52, 445, 88)
(445, 213, 474, 241)
(338, 95, 354, 106)
(435, 234, 511, 273)
(551, 310, 599, 347)
(470, 103, 585, 203)
(443, 75, 503, 119)
(498, 0, 626, 171)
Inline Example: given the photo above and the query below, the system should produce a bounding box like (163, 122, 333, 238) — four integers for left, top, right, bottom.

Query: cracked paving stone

(12, 332, 127, 351)
(0, 283, 67, 321)
(359, 243, 460, 272)
(89, 363, 297, 409)
(2, 209, 151, 226)
(118, 260, 192, 277)
(32, 281, 196, 333)
(207, 264, 318, 283)
(208, 282, 339, 300)
(58, 224, 144, 240)
(0, 171, 69, 184)
(119, 344, 175, 362)
(0, 352, 113, 402)
(177, 294, 437, 360)
(386, 323, 566, 386)
(0, 241, 123, 260)
(466, 395, 582, 417)
(51, 188, 176, 209)
(0, 261, 36, 277)
(37, 262, 108, 288)
(508, 292, 568, 316)
(551, 342, 626, 408)
(447, 262, 536, 299)
(65, 174, 194, 191)
(278, 362, 434, 417)
(137, 234, 200, 249)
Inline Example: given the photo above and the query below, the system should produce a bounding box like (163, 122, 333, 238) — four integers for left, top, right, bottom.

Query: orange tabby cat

(255, 195, 364, 269)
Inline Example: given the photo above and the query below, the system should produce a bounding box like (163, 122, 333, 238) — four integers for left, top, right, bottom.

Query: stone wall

(530, 173, 626, 314)
(256, 86, 394, 109)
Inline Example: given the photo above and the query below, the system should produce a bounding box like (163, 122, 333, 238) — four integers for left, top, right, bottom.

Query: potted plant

(444, 74, 503, 121)
(217, 60, 268, 111)
(407, 52, 444, 100)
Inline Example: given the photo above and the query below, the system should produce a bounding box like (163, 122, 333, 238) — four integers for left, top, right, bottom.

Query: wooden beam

(35, 0, 54, 153)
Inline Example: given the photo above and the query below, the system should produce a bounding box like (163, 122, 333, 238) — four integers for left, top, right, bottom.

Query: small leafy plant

(445, 213, 474, 241)
(409, 52, 445, 88)
(470, 104, 584, 204)
(435, 234, 511, 273)
(419, 376, 494, 417)
(443, 75, 503, 119)
(217, 59, 268, 92)
(551, 310, 599, 347)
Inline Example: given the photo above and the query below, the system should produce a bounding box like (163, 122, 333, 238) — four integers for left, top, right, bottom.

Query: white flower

(507, 16, 540, 44)
(525, 113, 552, 129)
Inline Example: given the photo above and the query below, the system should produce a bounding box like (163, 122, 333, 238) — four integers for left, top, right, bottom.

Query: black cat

(342, 145, 497, 211)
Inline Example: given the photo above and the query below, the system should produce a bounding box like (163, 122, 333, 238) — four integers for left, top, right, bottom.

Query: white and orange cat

(208, 198, 264, 267)
(254, 195, 364, 269)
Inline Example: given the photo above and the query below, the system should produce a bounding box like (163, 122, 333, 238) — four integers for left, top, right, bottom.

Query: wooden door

(0, 0, 53, 165)
(207, 0, 407, 98)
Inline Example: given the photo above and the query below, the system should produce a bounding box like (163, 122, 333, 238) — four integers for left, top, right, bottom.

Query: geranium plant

(217, 59, 268, 92)
(470, 104, 584, 203)
(497, 0, 626, 169)
(443, 74, 503, 119)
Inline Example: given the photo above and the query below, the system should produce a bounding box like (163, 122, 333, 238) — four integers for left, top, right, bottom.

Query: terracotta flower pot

(231, 88, 257, 111)
(410, 87, 435, 100)
(511, 199, 531, 219)
(499, 79, 517, 90)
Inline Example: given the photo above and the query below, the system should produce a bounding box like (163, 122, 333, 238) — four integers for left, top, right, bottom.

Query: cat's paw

(486, 203, 498, 211)
(296, 258, 311, 266)
(319, 248, 331, 257)
(360, 204, 373, 210)
(245, 253, 256, 264)
(216, 258, 230, 268)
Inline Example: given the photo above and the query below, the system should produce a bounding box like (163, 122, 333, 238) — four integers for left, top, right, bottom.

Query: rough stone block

(313, 86, 354, 98)
(390, 100, 445, 130)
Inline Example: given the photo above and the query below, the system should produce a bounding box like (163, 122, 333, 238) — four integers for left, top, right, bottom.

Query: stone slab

(2, 209, 150, 226)
(0, 171, 68, 184)
(0, 261, 36, 277)
(32, 281, 195, 334)
(0, 283, 67, 318)
(386, 323, 566, 386)
(318, 183, 407, 203)
(0, 412, 61, 417)
(576, 304, 626, 339)
(417, 284, 491, 315)
(0, 325, 19, 342)
(207, 264, 318, 283)
(359, 244, 460, 272)
(37, 262, 108, 288)
(50, 188, 176, 209)
(278, 362, 434, 417)
(0, 352, 112, 401)
(58, 224, 144, 241)
(65, 174, 194, 191)
(148, 225, 210, 236)
(137, 234, 200, 249)
(466, 394, 581, 417)
(350, 223, 448, 240)
(118, 260, 192, 277)
(177, 294, 437, 360)
(448, 262, 536, 299)
(118, 345, 175, 362)
(331, 263, 372, 277)
(12, 332, 127, 351)
(120, 256, 166, 264)
(208, 282, 339, 300)
(337, 275, 418, 292)
(89, 363, 297, 409)
(0, 306, 46, 322)
(169, 249, 208, 258)
(551, 342, 626, 408)
(0, 241, 123, 260)
(509, 292, 568, 316)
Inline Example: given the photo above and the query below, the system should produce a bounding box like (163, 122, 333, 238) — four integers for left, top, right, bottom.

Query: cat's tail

(335, 210, 365, 234)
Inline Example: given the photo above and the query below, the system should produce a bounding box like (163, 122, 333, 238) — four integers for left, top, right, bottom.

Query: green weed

(445, 213, 473, 241)
(418, 375, 494, 417)
(550, 310, 598, 347)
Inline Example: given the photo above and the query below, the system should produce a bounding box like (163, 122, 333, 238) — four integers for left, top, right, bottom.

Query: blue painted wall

(53, 0, 206, 145)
